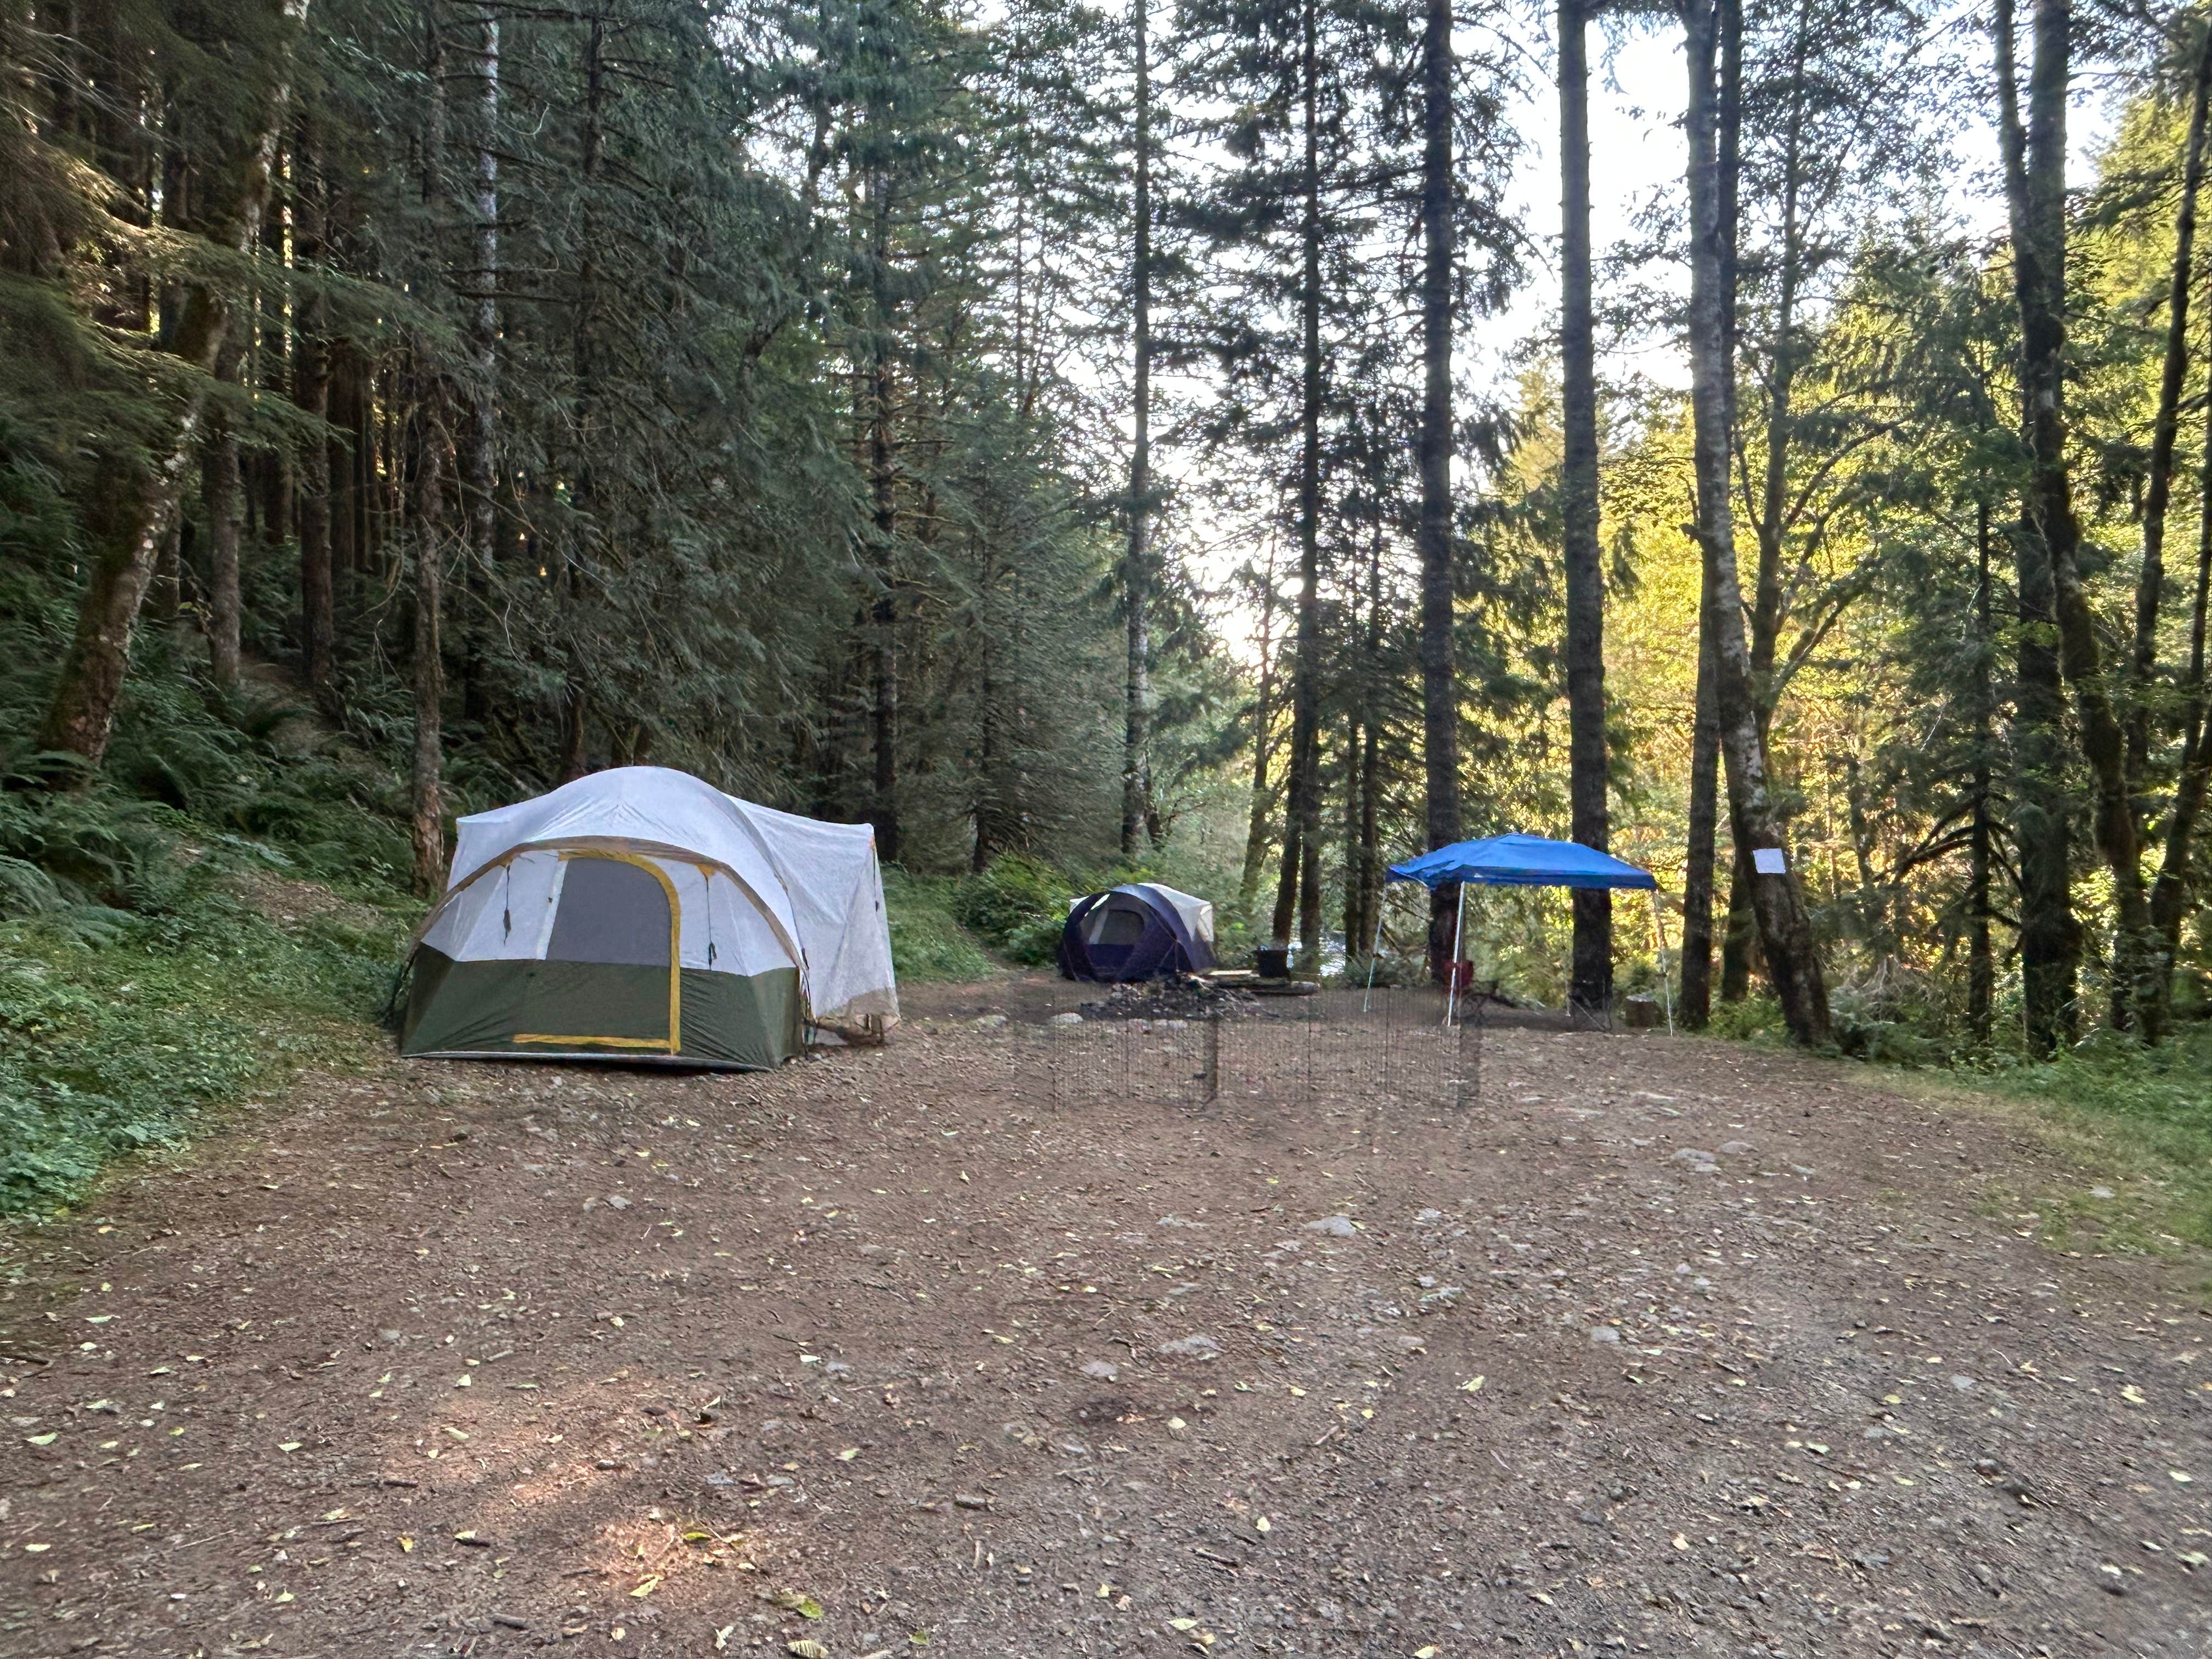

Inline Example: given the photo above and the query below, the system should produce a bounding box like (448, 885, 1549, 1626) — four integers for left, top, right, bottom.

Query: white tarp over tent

(1139, 883, 1216, 947)
(441, 766, 898, 1032)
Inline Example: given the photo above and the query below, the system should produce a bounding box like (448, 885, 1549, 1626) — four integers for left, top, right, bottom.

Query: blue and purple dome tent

(1058, 883, 1218, 981)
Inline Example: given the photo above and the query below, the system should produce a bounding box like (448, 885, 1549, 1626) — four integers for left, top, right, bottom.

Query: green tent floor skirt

(399, 949, 802, 1070)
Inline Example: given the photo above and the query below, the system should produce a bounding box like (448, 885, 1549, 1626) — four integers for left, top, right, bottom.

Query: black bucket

(1255, 945, 1290, 979)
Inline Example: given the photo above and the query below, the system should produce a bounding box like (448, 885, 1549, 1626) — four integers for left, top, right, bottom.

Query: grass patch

(1974, 1028, 2212, 1251)
(1706, 995, 2212, 1260)
(1858, 1027, 2212, 1261)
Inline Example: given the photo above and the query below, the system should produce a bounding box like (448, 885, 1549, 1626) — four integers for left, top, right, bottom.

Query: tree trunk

(1720, 839, 1757, 1000)
(1715, 0, 1755, 1011)
(1272, 0, 1324, 967)
(37, 19, 306, 768)
(1747, 5, 1808, 730)
(1996, 0, 2149, 1037)
(1339, 726, 1360, 951)
(1679, 615, 1721, 1026)
(410, 377, 448, 897)
(1559, 0, 1611, 1012)
(203, 343, 244, 693)
(464, 5, 500, 572)
(863, 529, 899, 865)
(2005, 513, 2077, 1040)
(566, 1, 605, 789)
(377, 364, 401, 571)
(1269, 795, 1304, 948)
(1352, 514, 1384, 957)
(150, 524, 183, 631)
(973, 538, 1010, 872)
(868, 386, 901, 864)
(2130, 19, 2212, 797)
(1240, 548, 1280, 913)
(2145, 281, 2212, 1030)
(1299, 824, 1321, 967)
(1122, 0, 1153, 859)
(409, 0, 449, 894)
(421, 0, 446, 207)
(35, 87, 293, 770)
(560, 686, 590, 781)
(1968, 495, 1996, 1045)
(862, 162, 902, 863)
(294, 122, 338, 713)
(1417, 0, 1461, 980)
(1684, 0, 1830, 1046)
(329, 338, 363, 576)
(1357, 713, 1379, 959)
(256, 151, 292, 563)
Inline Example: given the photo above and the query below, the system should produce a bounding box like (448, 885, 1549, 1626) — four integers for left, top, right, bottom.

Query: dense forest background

(8, 0, 2212, 1210)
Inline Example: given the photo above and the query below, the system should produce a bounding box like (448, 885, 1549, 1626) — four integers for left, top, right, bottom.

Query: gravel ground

(2, 975, 2208, 1659)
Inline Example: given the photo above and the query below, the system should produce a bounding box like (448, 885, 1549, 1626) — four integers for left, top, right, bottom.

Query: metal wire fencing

(1042, 980, 1481, 1114)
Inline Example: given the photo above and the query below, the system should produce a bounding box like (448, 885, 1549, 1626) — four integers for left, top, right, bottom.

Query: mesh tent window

(1090, 906, 1148, 947)
(547, 856, 673, 967)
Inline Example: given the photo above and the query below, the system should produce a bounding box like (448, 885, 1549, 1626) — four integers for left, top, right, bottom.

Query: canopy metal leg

(1362, 889, 1388, 1013)
(1649, 887, 1675, 1036)
(1443, 881, 1466, 1028)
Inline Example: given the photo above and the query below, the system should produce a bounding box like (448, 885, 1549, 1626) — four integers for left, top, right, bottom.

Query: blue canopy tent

(1379, 834, 1668, 1029)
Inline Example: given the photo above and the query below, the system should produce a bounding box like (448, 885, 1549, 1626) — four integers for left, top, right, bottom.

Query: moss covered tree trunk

(36, 96, 292, 770)
(204, 341, 245, 693)
(1684, 0, 1830, 1046)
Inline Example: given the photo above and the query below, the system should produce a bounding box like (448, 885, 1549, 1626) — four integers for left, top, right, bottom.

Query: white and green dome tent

(399, 766, 898, 1068)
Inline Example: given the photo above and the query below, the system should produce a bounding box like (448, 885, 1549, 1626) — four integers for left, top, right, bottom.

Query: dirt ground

(3, 975, 2209, 1659)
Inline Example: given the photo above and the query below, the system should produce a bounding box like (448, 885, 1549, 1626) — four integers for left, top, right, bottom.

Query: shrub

(955, 855, 1075, 964)
(1706, 994, 1785, 1042)
(881, 870, 994, 982)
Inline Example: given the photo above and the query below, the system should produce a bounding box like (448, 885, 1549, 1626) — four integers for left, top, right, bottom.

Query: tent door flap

(513, 852, 683, 1052)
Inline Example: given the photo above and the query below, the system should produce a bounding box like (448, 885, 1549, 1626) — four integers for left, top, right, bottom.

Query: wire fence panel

(1045, 981, 1482, 1115)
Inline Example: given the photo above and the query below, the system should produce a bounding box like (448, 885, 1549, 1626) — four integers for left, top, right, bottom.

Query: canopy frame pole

(1648, 886, 1675, 1035)
(1443, 880, 1468, 1028)
(1362, 884, 1390, 1013)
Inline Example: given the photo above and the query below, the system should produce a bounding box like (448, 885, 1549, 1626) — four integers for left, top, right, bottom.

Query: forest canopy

(6, 0, 2212, 1074)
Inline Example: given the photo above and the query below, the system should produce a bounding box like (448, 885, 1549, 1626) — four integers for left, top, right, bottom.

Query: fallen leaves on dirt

(0, 975, 2207, 1656)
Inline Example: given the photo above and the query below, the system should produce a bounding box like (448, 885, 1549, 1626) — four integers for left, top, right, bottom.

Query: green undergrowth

(0, 745, 434, 1219)
(881, 869, 996, 982)
(1970, 1028, 2212, 1252)
(884, 854, 1099, 979)
(0, 862, 405, 1217)
(0, 462, 436, 1217)
(0, 775, 414, 1220)
(951, 854, 1077, 964)
(1774, 1017, 2212, 1255)
(1697, 983, 2212, 1251)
